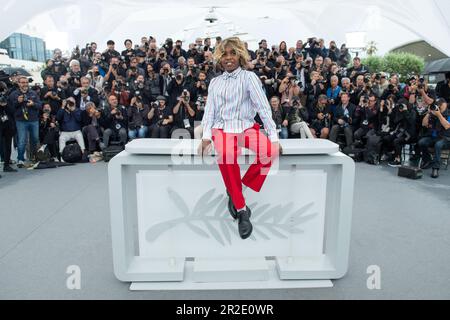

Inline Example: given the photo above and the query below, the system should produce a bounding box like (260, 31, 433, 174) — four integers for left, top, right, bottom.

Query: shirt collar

(223, 67, 242, 79)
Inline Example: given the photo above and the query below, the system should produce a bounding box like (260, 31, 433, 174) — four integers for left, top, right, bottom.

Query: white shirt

(201, 66, 279, 142)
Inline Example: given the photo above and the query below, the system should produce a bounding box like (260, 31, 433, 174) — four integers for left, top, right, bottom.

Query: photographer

(103, 56, 121, 91)
(0, 82, 17, 173)
(127, 96, 150, 140)
(40, 75, 63, 115)
(193, 71, 209, 99)
(67, 59, 83, 88)
(328, 41, 340, 62)
(286, 97, 312, 139)
(38, 103, 59, 161)
(56, 97, 86, 158)
(85, 65, 104, 94)
(347, 57, 370, 82)
(167, 70, 191, 106)
(81, 102, 107, 154)
(130, 74, 150, 105)
(338, 44, 351, 68)
(121, 39, 136, 65)
(101, 40, 120, 67)
(148, 95, 173, 138)
(126, 57, 145, 85)
(171, 89, 197, 138)
(108, 76, 131, 107)
(326, 75, 342, 115)
(310, 95, 331, 139)
(160, 62, 173, 97)
(353, 94, 379, 145)
(418, 99, 450, 178)
(436, 72, 450, 103)
(145, 64, 162, 101)
(279, 73, 301, 107)
(305, 71, 326, 110)
(171, 40, 187, 60)
(408, 76, 435, 114)
(73, 77, 100, 111)
(9, 76, 42, 167)
(103, 95, 128, 147)
(330, 92, 357, 147)
(154, 48, 175, 73)
(380, 99, 417, 167)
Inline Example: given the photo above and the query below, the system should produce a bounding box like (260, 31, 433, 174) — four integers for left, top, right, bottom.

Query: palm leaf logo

(145, 188, 318, 246)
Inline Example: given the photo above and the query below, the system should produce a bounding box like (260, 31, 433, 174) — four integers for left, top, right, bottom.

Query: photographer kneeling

(127, 96, 150, 140)
(56, 97, 86, 159)
(382, 99, 417, 167)
(418, 99, 450, 178)
(148, 95, 173, 139)
(103, 95, 128, 147)
(82, 102, 107, 154)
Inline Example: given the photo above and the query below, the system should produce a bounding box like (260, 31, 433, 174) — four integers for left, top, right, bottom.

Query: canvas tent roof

(1, 0, 449, 55)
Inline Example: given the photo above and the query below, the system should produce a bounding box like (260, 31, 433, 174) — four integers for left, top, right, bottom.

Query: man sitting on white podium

(198, 37, 282, 240)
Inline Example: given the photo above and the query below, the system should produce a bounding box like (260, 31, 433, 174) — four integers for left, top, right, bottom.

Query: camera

(0, 95, 7, 105)
(418, 77, 425, 90)
(430, 104, 439, 112)
(363, 95, 369, 104)
(196, 96, 206, 111)
(182, 89, 190, 102)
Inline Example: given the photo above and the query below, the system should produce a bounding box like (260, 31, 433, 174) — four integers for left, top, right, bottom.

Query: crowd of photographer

(1, 35, 449, 178)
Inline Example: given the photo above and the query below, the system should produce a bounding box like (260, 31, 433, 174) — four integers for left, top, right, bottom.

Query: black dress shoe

(3, 166, 18, 172)
(227, 190, 251, 220)
(237, 209, 253, 240)
(431, 168, 439, 179)
(420, 161, 433, 170)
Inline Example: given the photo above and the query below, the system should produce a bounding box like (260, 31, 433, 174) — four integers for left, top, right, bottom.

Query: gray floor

(0, 158, 449, 300)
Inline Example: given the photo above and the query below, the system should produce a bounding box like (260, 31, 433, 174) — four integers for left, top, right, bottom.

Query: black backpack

(62, 142, 82, 163)
(364, 135, 382, 165)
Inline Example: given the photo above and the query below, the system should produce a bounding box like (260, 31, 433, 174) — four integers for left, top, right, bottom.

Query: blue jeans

(16, 120, 39, 162)
(418, 136, 450, 169)
(128, 126, 148, 140)
(279, 127, 289, 139)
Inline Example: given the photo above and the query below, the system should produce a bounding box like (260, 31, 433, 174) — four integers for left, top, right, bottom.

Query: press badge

(183, 118, 191, 128)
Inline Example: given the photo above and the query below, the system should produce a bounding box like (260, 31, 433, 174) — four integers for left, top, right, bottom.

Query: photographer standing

(145, 64, 162, 101)
(56, 97, 86, 157)
(0, 82, 17, 173)
(101, 40, 120, 67)
(171, 89, 197, 138)
(148, 95, 173, 138)
(9, 76, 42, 167)
(40, 75, 63, 115)
(103, 95, 128, 147)
(121, 39, 136, 65)
(347, 57, 370, 82)
(418, 99, 450, 178)
(73, 77, 100, 111)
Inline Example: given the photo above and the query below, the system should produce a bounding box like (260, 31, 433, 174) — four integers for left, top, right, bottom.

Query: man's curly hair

(213, 37, 250, 68)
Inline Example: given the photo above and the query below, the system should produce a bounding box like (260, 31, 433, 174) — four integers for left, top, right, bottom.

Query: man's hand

(431, 109, 441, 117)
(282, 119, 289, 127)
(18, 95, 24, 103)
(198, 139, 212, 156)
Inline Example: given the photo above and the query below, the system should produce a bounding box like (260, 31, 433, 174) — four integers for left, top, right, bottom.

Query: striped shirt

(201, 66, 279, 142)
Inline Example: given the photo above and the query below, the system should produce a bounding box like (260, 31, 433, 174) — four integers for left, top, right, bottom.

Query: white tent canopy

(1, 0, 449, 56)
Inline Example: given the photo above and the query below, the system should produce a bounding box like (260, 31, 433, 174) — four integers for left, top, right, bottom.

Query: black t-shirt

(151, 105, 173, 125)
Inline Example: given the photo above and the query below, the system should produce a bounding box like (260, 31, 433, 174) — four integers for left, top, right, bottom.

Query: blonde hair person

(213, 37, 250, 69)
(199, 36, 282, 240)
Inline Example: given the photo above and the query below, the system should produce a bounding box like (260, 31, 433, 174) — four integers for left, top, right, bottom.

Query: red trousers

(212, 123, 280, 210)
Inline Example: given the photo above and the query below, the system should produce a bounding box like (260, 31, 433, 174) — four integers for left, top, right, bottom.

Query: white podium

(108, 139, 355, 290)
